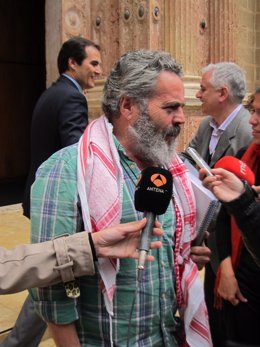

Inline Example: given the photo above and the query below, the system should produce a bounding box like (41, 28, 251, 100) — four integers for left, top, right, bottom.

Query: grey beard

(127, 111, 180, 166)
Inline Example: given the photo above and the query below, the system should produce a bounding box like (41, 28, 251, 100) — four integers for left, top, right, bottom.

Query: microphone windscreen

(214, 156, 255, 185)
(134, 167, 173, 215)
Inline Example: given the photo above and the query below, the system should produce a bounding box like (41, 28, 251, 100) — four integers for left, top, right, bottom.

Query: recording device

(185, 150, 255, 247)
(191, 156, 255, 246)
(134, 166, 173, 281)
(214, 156, 255, 185)
(186, 147, 213, 176)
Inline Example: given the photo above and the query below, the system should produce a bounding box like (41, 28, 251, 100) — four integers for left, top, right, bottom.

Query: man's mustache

(164, 124, 181, 139)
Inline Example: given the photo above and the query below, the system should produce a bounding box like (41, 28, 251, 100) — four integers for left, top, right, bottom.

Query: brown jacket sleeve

(0, 232, 95, 294)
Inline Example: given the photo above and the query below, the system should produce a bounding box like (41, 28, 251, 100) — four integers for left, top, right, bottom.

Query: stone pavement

(0, 204, 54, 346)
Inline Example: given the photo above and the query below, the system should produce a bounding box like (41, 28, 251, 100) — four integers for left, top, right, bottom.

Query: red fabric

(214, 143, 260, 309)
(231, 144, 259, 268)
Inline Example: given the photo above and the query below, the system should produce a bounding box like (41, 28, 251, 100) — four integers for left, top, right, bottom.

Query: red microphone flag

(214, 156, 255, 185)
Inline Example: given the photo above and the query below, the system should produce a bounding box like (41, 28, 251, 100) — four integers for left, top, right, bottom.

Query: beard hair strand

(127, 111, 180, 166)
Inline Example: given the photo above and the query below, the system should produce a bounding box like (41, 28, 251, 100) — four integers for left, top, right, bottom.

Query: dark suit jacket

(181, 106, 253, 272)
(23, 75, 88, 218)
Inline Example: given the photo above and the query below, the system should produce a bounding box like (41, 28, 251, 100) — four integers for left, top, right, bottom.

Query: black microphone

(134, 167, 173, 281)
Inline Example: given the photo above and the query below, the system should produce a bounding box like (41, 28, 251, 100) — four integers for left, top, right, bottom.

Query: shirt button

(161, 261, 165, 267)
(161, 293, 166, 299)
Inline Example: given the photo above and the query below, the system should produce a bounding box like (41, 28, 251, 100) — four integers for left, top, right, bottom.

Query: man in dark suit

(1, 37, 101, 347)
(22, 37, 102, 218)
(181, 62, 252, 347)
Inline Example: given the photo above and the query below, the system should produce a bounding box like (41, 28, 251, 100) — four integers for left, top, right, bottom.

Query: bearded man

(30, 50, 212, 347)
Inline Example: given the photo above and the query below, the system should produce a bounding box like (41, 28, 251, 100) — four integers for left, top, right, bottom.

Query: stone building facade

(45, 0, 260, 152)
(0, 0, 259, 180)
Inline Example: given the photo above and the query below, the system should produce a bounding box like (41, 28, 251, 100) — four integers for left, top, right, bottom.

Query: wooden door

(0, 0, 45, 181)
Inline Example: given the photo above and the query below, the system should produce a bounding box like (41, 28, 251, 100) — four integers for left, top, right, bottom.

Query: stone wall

(237, 0, 257, 93)
(45, 0, 260, 152)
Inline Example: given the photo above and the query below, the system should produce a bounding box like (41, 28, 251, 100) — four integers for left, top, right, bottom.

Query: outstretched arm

(93, 218, 163, 260)
(0, 219, 163, 294)
(200, 167, 244, 202)
(201, 167, 260, 266)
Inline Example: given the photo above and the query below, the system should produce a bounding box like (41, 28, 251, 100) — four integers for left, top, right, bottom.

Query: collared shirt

(30, 141, 180, 347)
(209, 104, 242, 155)
(62, 73, 83, 93)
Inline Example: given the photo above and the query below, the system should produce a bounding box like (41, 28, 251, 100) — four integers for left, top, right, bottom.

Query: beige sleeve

(0, 232, 95, 294)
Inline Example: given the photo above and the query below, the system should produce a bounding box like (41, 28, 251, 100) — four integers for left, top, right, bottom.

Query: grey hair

(102, 49, 183, 121)
(202, 62, 246, 103)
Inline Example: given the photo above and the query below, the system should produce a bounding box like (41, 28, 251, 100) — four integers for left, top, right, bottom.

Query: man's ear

(219, 86, 229, 102)
(68, 57, 77, 71)
(119, 96, 136, 120)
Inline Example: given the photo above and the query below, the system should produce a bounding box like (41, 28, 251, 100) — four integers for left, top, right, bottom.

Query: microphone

(134, 167, 173, 281)
(214, 156, 255, 185)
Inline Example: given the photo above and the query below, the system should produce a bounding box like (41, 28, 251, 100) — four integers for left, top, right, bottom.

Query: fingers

(114, 218, 147, 236)
(190, 246, 211, 270)
(199, 167, 213, 180)
(201, 174, 219, 191)
(150, 240, 162, 249)
(130, 242, 161, 262)
(219, 289, 247, 306)
(190, 254, 210, 268)
(229, 293, 247, 306)
(230, 297, 240, 306)
(254, 185, 260, 193)
(128, 218, 147, 230)
(191, 245, 211, 257)
(137, 241, 162, 262)
(252, 185, 260, 196)
(152, 227, 163, 237)
(120, 218, 163, 236)
(236, 290, 248, 304)
(204, 231, 210, 239)
(154, 220, 161, 228)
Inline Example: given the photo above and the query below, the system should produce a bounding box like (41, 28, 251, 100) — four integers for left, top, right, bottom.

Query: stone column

(45, 0, 93, 86)
(46, 0, 118, 118)
(164, 0, 209, 150)
(208, 0, 238, 63)
(45, 0, 62, 87)
(86, 0, 120, 118)
(165, 0, 209, 77)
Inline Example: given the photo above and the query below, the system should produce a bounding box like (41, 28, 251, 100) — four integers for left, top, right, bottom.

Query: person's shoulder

(236, 146, 247, 159)
(37, 77, 84, 107)
(49, 143, 78, 164)
(196, 116, 212, 131)
(239, 105, 250, 116)
(37, 143, 78, 176)
(48, 76, 81, 94)
(235, 107, 252, 132)
(199, 115, 212, 126)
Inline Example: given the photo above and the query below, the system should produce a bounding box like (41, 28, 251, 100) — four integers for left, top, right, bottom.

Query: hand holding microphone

(134, 167, 173, 281)
(200, 156, 255, 202)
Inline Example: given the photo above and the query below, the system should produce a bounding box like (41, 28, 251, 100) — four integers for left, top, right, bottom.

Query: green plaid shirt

(30, 141, 180, 347)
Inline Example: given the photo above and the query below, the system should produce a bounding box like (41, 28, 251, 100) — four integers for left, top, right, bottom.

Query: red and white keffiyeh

(77, 115, 212, 346)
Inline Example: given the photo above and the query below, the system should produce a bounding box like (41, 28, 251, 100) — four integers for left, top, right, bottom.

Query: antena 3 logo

(150, 174, 167, 187)
(146, 173, 168, 193)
